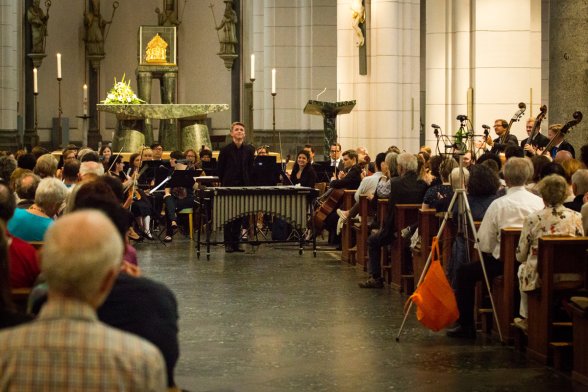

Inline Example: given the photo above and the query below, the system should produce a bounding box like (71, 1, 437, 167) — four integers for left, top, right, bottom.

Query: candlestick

(56, 53, 62, 80)
(33, 92, 38, 134)
(33, 68, 38, 94)
(272, 91, 277, 147)
(250, 54, 255, 81)
(57, 78, 63, 149)
(271, 68, 276, 94)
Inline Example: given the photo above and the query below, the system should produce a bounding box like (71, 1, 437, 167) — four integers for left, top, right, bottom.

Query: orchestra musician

(541, 123, 576, 159)
(486, 119, 518, 155)
(126, 152, 154, 240)
(162, 151, 196, 243)
(520, 117, 549, 156)
(289, 150, 317, 188)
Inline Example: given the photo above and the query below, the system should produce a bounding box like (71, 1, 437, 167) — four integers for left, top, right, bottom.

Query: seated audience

(62, 159, 81, 188)
(359, 153, 428, 288)
(515, 174, 583, 331)
(565, 169, 588, 212)
(8, 177, 68, 241)
(0, 181, 40, 288)
(17, 153, 36, 171)
(422, 157, 457, 210)
(0, 156, 16, 182)
(0, 210, 167, 390)
(447, 157, 543, 338)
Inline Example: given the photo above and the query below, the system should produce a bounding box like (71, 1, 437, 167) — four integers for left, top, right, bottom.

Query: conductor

(217, 122, 255, 252)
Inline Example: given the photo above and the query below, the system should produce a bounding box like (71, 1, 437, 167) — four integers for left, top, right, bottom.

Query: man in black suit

(360, 153, 428, 288)
(328, 143, 345, 172)
(487, 119, 518, 155)
(217, 122, 256, 252)
(520, 117, 549, 157)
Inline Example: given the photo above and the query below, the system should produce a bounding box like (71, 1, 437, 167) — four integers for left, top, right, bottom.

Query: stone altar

(303, 100, 356, 157)
(98, 103, 229, 152)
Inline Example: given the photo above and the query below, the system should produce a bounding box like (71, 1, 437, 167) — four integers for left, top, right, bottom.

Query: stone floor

(135, 236, 587, 392)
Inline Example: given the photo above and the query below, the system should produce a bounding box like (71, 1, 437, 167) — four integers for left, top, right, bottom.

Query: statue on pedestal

(84, 0, 118, 57)
(27, 0, 50, 54)
(215, 0, 238, 55)
(155, 0, 180, 27)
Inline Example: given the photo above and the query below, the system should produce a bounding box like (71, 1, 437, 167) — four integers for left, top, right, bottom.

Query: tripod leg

(396, 189, 461, 341)
(462, 195, 504, 342)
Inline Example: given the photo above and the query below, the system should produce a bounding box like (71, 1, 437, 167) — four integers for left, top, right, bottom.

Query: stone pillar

(1, 0, 20, 150)
(137, 71, 154, 147)
(159, 72, 177, 149)
(87, 66, 103, 148)
(549, 0, 588, 150)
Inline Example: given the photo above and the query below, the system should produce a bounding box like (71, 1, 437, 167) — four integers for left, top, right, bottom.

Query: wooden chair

(11, 288, 32, 313)
(178, 208, 194, 240)
(492, 228, 522, 344)
(390, 204, 420, 293)
(568, 292, 588, 385)
(340, 190, 356, 264)
(526, 236, 588, 365)
(27, 241, 44, 250)
(377, 199, 390, 283)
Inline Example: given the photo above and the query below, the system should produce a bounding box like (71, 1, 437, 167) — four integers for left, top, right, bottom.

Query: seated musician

(486, 119, 518, 155)
(521, 117, 549, 156)
(447, 158, 543, 338)
(541, 123, 576, 159)
(359, 153, 428, 288)
(514, 174, 584, 331)
(126, 152, 154, 240)
(150, 143, 164, 161)
(323, 149, 363, 246)
(162, 151, 197, 242)
(108, 155, 126, 181)
(290, 150, 316, 188)
(184, 148, 202, 170)
(199, 148, 213, 163)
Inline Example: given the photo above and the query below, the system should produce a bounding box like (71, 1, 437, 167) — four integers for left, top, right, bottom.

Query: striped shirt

(0, 297, 167, 391)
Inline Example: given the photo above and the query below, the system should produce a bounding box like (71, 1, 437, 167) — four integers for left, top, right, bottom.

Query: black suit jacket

(490, 134, 518, 154)
(217, 142, 256, 186)
(549, 141, 576, 159)
(330, 164, 362, 190)
(381, 172, 428, 238)
(520, 132, 549, 149)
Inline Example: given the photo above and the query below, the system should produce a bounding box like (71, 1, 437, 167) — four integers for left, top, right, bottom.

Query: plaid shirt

(0, 297, 166, 391)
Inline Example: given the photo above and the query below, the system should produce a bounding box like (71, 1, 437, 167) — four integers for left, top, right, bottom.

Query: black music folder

(252, 155, 280, 186)
(312, 162, 336, 183)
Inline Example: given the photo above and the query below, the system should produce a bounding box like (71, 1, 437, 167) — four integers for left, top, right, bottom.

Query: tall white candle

(250, 54, 255, 80)
(56, 53, 62, 79)
(83, 84, 88, 115)
(271, 68, 276, 94)
(33, 68, 38, 94)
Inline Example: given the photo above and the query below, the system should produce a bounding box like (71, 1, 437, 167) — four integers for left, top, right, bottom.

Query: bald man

(0, 210, 167, 390)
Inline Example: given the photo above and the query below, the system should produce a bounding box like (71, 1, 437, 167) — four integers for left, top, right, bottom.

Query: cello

(313, 188, 345, 231)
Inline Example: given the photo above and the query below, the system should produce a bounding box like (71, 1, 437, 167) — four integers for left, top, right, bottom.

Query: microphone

(482, 124, 490, 130)
(456, 115, 468, 122)
(431, 124, 441, 129)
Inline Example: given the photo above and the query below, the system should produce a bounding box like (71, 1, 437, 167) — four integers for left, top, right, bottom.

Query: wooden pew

(568, 292, 588, 385)
(492, 228, 522, 344)
(412, 208, 438, 285)
(340, 190, 357, 264)
(378, 199, 391, 283)
(352, 195, 370, 269)
(526, 236, 588, 365)
(390, 204, 420, 293)
(11, 288, 32, 313)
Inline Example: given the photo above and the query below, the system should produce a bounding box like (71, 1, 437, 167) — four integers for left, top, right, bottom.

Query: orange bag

(406, 237, 459, 331)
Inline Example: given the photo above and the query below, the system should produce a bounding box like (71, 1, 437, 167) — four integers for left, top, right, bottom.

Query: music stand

(201, 158, 217, 177)
(312, 162, 335, 183)
(252, 155, 280, 186)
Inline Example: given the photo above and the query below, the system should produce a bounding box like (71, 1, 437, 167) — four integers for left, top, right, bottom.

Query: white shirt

(354, 171, 383, 202)
(477, 186, 544, 259)
(331, 158, 341, 167)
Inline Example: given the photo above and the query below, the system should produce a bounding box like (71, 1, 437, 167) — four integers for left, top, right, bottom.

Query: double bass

(500, 102, 527, 145)
(542, 111, 582, 158)
(523, 105, 547, 155)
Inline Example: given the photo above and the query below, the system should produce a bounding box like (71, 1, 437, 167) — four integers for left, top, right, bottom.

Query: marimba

(197, 186, 318, 259)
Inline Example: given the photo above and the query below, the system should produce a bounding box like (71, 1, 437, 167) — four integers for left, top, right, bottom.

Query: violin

(523, 105, 547, 154)
(500, 102, 526, 144)
(542, 111, 582, 157)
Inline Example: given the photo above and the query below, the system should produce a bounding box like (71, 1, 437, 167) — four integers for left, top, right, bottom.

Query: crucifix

(351, 0, 366, 75)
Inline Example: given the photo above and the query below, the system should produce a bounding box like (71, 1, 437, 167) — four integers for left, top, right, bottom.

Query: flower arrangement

(101, 74, 145, 104)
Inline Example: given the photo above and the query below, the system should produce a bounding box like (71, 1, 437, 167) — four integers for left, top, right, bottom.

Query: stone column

(549, 0, 588, 150)
(137, 71, 154, 147)
(1, 0, 20, 150)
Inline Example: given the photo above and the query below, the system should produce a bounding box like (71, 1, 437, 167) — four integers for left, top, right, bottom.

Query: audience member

(515, 174, 584, 331)
(0, 181, 40, 289)
(0, 219, 33, 330)
(8, 177, 67, 241)
(80, 160, 105, 181)
(447, 157, 543, 338)
(17, 153, 36, 170)
(14, 171, 40, 209)
(33, 153, 58, 178)
(0, 156, 17, 182)
(422, 157, 457, 210)
(0, 210, 167, 390)
(62, 159, 81, 188)
(565, 169, 588, 212)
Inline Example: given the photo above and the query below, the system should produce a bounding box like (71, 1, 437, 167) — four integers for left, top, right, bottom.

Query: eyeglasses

(330, 150, 339, 153)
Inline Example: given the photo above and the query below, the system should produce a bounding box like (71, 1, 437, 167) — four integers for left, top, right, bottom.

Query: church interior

(1, 0, 588, 391)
